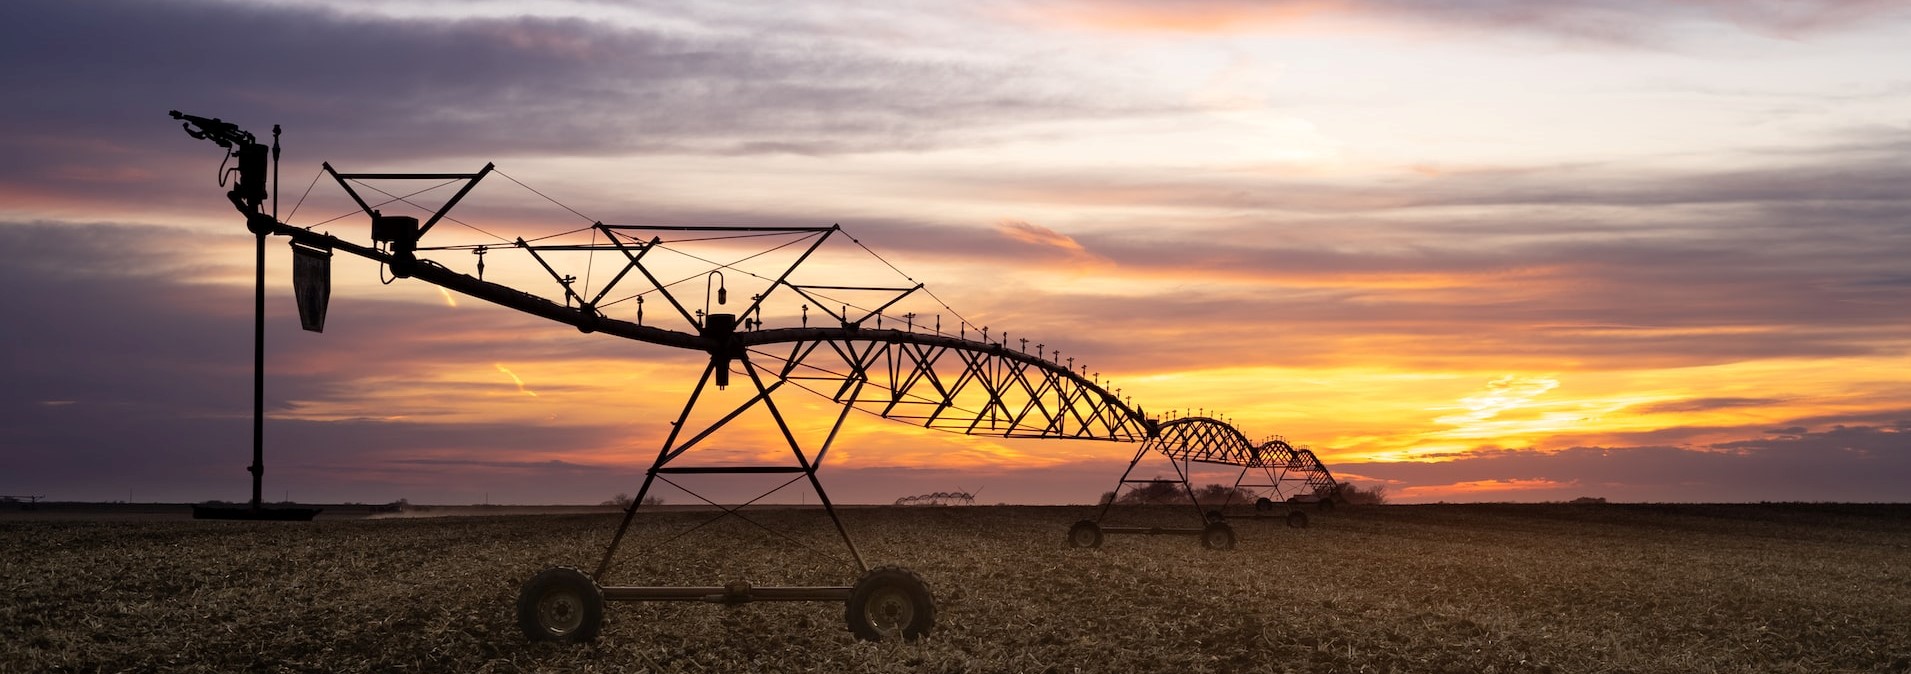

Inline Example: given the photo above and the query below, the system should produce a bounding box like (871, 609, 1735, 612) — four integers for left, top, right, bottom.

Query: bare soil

(3, 503, 1907, 673)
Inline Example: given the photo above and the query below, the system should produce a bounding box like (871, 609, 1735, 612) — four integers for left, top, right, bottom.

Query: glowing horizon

(2, 0, 1907, 505)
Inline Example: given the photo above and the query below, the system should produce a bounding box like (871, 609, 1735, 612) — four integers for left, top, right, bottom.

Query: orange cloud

(1435, 375, 1560, 426)
(996, 219, 1110, 267)
(1395, 478, 1576, 500)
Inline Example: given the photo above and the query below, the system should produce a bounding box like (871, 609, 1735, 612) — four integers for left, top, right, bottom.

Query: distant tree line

(602, 493, 665, 508)
(1100, 482, 1260, 506)
(1336, 483, 1388, 505)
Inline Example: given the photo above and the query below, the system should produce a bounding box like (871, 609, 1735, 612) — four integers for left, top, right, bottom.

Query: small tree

(1192, 483, 1258, 506)
(1116, 480, 1187, 505)
(1110, 481, 1255, 506)
(1336, 483, 1389, 505)
(604, 493, 665, 507)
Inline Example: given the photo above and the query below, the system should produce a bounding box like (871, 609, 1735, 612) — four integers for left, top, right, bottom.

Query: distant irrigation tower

(893, 491, 977, 507)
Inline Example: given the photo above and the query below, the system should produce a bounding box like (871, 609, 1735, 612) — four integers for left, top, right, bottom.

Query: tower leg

(1092, 442, 1153, 523)
(743, 358, 868, 572)
(594, 360, 716, 580)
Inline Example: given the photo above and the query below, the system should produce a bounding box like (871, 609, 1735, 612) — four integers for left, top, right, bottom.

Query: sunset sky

(3, 0, 1908, 506)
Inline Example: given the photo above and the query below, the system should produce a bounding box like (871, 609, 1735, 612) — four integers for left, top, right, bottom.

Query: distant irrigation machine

(1069, 416, 1344, 551)
(172, 112, 1346, 643)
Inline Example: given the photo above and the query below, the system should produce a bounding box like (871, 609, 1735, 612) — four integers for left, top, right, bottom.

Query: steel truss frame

(1241, 439, 1343, 508)
(1069, 417, 1343, 549)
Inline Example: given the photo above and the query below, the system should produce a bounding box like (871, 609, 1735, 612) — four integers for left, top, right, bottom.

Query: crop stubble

(2, 503, 1908, 673)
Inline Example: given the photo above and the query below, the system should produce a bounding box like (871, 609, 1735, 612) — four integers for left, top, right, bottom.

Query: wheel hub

(866, 587, 914, 635)
(537, 589, 584, 635)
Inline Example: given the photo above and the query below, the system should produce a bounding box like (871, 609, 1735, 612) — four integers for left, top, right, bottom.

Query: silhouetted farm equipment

(1, 495, 45, 511)
(172, 112, 1346, 643)
(895, 491, 979, 506)
(1069, 417, 1342, 550)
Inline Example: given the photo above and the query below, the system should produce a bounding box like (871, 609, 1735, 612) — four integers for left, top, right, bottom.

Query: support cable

(592, 233, 820, 310)
(348, 178, 509, 244)
(294, 179, 476, 235)
(496, 168, 595, 224)
(649, 231, 808, 244)
(648, 234, 818, 286)
(281, 167, 324, 226)
(635, 475, 855, 572)
(415, 225, 596, 251)
(841, 226, 975, 336)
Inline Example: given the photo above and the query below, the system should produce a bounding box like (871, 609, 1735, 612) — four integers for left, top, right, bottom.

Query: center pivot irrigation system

(1070, 416, 1344, 550)
(172, 112, 1344, 643)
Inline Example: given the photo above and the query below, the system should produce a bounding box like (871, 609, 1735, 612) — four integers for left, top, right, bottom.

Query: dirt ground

(3, 503, 1907, 673)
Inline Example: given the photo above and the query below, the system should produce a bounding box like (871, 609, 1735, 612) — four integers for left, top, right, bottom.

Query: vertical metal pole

(249, 232, 266, 511)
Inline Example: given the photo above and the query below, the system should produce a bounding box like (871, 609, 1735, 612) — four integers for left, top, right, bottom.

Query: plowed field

(4, 503, 1908, 673)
